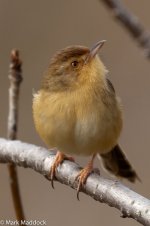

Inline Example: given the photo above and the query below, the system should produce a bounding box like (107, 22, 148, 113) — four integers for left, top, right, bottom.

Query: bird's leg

(75, 153, 97, 200)
(49, 151, 74, 188)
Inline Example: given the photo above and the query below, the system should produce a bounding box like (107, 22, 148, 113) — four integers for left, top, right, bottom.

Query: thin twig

(0, 138, 150, 225)
(7, 50, 26, 223)
(100, 0, 150, 58)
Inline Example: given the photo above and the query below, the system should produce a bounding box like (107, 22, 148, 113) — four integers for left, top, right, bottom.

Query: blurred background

(0, 1, 150, 225)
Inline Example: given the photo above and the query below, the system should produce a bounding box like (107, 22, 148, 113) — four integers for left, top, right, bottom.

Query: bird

(32, 40, 139, 198)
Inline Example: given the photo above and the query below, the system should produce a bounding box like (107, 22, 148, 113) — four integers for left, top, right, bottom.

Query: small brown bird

(33, 41, 138, 197)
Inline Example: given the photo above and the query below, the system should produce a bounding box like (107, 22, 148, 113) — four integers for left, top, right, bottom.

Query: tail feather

(100, 144, 140, 182)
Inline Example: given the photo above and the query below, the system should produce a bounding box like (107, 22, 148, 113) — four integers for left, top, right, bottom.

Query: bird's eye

(71, 61, 79, 68)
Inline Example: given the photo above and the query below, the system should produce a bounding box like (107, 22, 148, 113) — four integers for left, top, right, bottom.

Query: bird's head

(42, 40, 106, 92)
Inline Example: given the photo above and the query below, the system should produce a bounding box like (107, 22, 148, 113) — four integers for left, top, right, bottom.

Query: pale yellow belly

(33, 92, 122, 156)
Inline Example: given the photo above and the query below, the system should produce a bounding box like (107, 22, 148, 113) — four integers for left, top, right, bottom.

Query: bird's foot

(75, 154, 98, 200)
(75, 165, 94, 200)
(49, 151, 74, 188)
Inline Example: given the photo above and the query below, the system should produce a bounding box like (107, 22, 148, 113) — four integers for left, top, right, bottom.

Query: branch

(8, 49, 22, 140)
(100, 0, 150, 58)
(7, 49, 26, 223)
(0, 138, 150, 225)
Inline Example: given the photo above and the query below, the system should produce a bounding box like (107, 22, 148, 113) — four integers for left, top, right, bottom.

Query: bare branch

(100, 0, 150, 58)
(0, 138, 150, 225)
(8, 49, 22, 140)
(7, 49, 26, 223)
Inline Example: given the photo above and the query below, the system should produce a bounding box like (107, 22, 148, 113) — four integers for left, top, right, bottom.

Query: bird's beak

(85, 40, 106, 64)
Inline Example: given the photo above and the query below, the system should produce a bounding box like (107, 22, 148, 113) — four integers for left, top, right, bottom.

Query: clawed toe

(75, 167, 94, 200)
(75, 154, 97, 200)
(49, 152, 74, 188)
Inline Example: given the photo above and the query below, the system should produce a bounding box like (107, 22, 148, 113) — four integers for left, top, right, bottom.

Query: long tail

(100, 144, 140, 182)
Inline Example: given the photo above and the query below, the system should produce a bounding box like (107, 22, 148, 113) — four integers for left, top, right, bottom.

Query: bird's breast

(33, 89, 122, 156)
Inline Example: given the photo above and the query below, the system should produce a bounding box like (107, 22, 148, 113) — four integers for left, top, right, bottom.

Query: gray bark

(0, 138, 150, 225)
